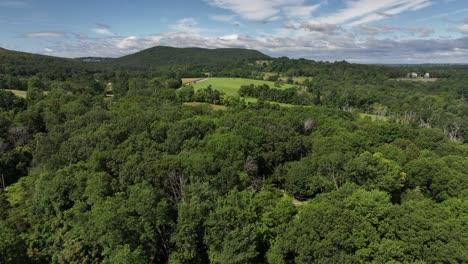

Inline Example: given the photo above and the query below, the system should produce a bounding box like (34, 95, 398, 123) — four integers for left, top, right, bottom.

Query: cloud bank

(25, 0, 468, 63)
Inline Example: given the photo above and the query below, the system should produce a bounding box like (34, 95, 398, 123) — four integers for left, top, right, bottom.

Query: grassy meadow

(191, 77, 295, 96)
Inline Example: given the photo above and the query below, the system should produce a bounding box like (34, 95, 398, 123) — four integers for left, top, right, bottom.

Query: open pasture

(191, 77, 295, 96)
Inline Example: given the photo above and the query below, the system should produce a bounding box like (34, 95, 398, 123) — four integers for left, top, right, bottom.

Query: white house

(424, 73, 430, 78)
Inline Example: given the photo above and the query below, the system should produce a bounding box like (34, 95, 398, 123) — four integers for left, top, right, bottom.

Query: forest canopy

(0, 46, 467, 264)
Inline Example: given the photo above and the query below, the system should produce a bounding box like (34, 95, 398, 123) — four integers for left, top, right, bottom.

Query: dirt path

(179, 78, 210, 90)
(195, 78, 209, 84)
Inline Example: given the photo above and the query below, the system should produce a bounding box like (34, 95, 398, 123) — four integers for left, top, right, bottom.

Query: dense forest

(0, 46, 467, 264)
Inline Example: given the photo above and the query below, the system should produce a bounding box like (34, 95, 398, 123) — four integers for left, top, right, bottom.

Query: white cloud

(115, 36, 139, 49)
(210, 15, 242, 26)
(300, 20, 341, 34)
(318, 0, 432, 26)
(407, 26, 434, 37)
(93, 28, 114, 35)
(37, 28, 468, 64)
(170, 18, 204, 33)
(25, 0, 466, 64)
(205, 0, 304, 21)
(210, 15, 236, 22)
(93, 23, 114, 36)
(358, 25, 399, 35)
(358, 25, 434, 37)
(283, 4, 321, 19)
(206, 0, 431, 27)
(453, 24, 468, 34)
(24, 32, 65, 38)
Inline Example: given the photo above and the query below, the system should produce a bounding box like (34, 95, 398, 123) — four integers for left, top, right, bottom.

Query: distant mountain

(0, 47, 74, 63)
(76, 57, 114, 63)
(0, 46, 271, 77)
(0, 47, 91, 78)
(109, 46, 271, 68)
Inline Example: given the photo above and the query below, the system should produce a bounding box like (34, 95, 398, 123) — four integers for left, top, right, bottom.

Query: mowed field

(1, 89, 27, 98)
(191, 78, 295, 96)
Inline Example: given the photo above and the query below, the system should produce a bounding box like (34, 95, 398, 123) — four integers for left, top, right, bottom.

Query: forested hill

(0, 47, 95, 79)
(108, 46, 271, 68)
(0, 46, 271, 80)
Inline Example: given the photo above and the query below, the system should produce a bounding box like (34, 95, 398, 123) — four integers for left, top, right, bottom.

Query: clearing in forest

(191, 77, 295, 96)
(1, 89, 27, 98)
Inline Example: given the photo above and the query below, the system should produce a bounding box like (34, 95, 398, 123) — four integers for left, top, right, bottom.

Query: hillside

(0, 47, 94, 79)
(109, 46, 271, 68)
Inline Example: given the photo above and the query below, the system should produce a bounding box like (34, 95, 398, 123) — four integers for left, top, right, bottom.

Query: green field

(1, 89, 27, 98)
(191, 78, 295, 96)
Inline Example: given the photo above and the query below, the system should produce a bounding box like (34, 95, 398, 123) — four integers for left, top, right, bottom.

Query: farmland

(191, 77, 296, 96)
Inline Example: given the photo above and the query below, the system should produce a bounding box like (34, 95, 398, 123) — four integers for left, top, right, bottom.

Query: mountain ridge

(109, 46, 271, 68)
(0, 46, 271, 72)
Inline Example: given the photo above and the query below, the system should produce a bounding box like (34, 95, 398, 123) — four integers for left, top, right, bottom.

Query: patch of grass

(262, 72, 278, 78)
(243, 97, 258, 103)
(192, 77, 295, 96)
(1, 89, 27, 98)
(190, 78, 309, 108)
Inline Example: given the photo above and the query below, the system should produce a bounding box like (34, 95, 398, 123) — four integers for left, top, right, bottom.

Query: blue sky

(1, 0, 468, 63)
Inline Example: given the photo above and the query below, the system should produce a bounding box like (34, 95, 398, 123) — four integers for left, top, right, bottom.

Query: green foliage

(268, 185, 468, 264)
(0, 221, 28, 263)
(0, 90, 26, 111)
(204, 190, 296, 264)
(0, 46, 466, 264)
(113, 71, 129, 96)
(102, 245, 147, 264)
(111, 46, 270, 69)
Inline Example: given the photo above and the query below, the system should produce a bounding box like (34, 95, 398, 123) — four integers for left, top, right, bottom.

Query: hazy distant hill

(109, 46, 271, 68)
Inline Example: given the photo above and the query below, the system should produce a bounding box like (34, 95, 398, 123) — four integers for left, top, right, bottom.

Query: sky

(1, 0, 468, 63)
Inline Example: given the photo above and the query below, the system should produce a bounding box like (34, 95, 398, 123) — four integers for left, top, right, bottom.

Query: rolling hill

(0, 47, 93, 78)
(109, 46, 271, 68)
(1, 46, 272, 74)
